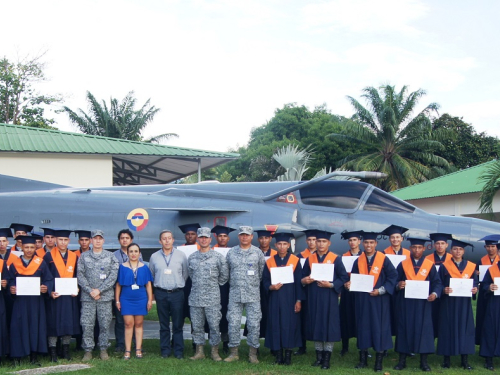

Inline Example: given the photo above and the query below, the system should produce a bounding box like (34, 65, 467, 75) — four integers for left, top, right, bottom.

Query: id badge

(100, 274, 107, 280)
(247, 270, 255, 276)
(164, 269, 172, 275)
(131, 284, 139, 290)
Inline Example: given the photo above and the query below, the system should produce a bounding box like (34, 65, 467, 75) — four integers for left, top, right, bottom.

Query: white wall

(0, 152, 112, 187)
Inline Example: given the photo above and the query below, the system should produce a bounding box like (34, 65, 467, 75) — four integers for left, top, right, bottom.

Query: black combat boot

(30, 352, 41, 366)
(355, 350, 368, 369)
(485, 357, 494, 371)
(374, 352, 384, 372)
(394, 353, 407, 370)
(49, 347, 58, 362)
(283, 350, 292, 366)
(441, 355, 451, 368)
(273, 349, 283, 365)
(461, 354, 473, 370)
(312, 350, 323, 367)
(340, 338, 349, 356)
(420, 354, 431, 372)
(321, 351, 331, 370)
(62, 344, 72, 360)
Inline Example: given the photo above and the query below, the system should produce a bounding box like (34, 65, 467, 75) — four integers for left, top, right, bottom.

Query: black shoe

(321, 351, 331, 370)
(420, 354, 431, 372)
(62, 344, 72, 360)
(294, 347, 306, 356)
(114, 347, 124, 353)
(273, 349, 283, 365)
(49, 347, 58, 363)
(355, 350, 368, 369)
(175, 354, 183, 359)
(340, 347, 349, 356)
(222, 341, 229, 355)
(394, 353, 407, 370)
(461, 354, 473, 370)
(284, 350, 292, 366)
(441, 356, 451, 368)
(383, 350, 388, 358)
(312, 350, 323, 367)
(374, 352, 383, 372)
(161, 352, 171, 358)
(485, 357, 494, 371)
(30, 352, 41, 366)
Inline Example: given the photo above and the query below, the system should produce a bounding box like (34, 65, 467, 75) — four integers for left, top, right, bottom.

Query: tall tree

(330, 85, 450, 191)
(479, 159, 500, 215)
(0, 54, 62, 129)
(432, 114, 500, 169)
(63, 91, 177, 143)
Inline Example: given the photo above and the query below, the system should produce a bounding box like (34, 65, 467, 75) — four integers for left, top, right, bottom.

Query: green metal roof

(391, 160, 497, 201)
(0, 123, 239, 185)
(0, 123, 238, 158)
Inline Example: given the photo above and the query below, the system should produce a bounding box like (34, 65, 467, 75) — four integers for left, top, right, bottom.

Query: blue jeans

(155, 289, 184, 357)
(113, 301, 125, 349)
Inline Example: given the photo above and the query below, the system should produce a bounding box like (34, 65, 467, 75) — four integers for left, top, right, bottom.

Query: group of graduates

(2, 220, 500, 373)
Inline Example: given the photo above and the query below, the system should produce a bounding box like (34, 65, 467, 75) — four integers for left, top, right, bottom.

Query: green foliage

(433, 114, 500, 169)
(273, 144, 313, 181)
(479, 159, 500, 215)
(63, 91, 177, 142)
(217, 103, 366, 181)
(0, 55, 62, 129)
(331, 85, 450, 191)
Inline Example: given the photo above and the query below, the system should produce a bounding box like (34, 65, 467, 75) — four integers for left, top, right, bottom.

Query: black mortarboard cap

(0, 228, 13, 238)
(303, 229, 319, 238)
(479, 235, 500, 246)
(408, 237, 429, 246)
(211, 225, 235, 235)
(178, 223, 201, 234)
(429, 233, 453, 243)
(75, 230, 92, 239)
(315, 230, 334, 240)
(40, 227, 56, 236)
(451, 239, 473, 249)
(54, 229, 72, 238)
(381, 225, 409, 236)
(272, 232, 294, 243)
(255, 230, 273, 238)
(341, 231, 362, 240)
(10, 223, 34, 233)
(361, 231, 379, 241)
(15, 235, 37, 245)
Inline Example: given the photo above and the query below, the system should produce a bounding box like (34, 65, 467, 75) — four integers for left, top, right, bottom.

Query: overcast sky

(2, 0, 499, 153)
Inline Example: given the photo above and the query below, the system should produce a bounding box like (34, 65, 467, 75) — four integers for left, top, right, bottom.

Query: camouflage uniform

(188, 249, 229, 346)
(226, 244, 265, 348)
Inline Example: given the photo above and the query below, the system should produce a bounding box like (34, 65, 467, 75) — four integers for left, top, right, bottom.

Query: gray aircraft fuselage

(1, 173, 498, 262)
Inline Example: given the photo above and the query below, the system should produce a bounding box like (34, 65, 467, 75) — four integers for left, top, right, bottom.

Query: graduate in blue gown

(479, 260, 500, 371)
(0, 258, 10, 362)
(8, 235, 54, 366)
(349, 231, 397, 373)
(393, 237, 442, 372)
(437, 239, 477, 370)
(263, 232, 304, 366)
(44, 230, 81, 362)
(301, 230, 348, 370)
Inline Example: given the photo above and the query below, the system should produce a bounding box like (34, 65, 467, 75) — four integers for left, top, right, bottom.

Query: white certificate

(270, 266, 294, 285)
(213, 247, 230, 258)
(404, 280, 430, 300)
(385, 254, 407, 268)
(55, 278, 78, 295)
(449, 278, 473, 297)
(300, 258, 306, 268)
(479, 265, 492, 282)
(494, 278, 500, 296)
(310, 263, 335, 282)
(342, 256, 359, 273)
(177, 245, 198, 259)
(350, 273, 374, 293)
(16, 277, 40, 296)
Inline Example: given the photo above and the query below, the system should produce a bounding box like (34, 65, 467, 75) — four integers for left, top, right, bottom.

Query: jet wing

(147, 207, 249, 213)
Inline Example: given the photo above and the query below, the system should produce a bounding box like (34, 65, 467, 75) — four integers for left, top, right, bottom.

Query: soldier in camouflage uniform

(224, 226, 265, 364)
(188, 227, 229, 361)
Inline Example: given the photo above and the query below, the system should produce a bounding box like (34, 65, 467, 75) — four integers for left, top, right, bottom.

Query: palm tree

(330, 85, 450, 191)
(273, 144, 313, 181)
(479, 159, 500, 215)
(63, 91, 177, 143)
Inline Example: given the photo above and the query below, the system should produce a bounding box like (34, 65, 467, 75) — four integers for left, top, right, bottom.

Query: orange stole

(263, 249, 277, 257)
(402, 258, 434, 281)
(0, 259, 3, 273)
(481, 254, 500, 265)
(343, 250, 361, 256)
(6, 253, 16, 267)
(442, 258, 476, 279)
(425, 253, 451, 264)
(11, 255, 43, 275)
(308, 252, 338, 267)
(36, 248, 46, 257)
(51, 248, 77, 278)
(384, 247, 410, 256)
(301, 249, 313, 258)
(74, 250, 81, 258)
(488, 265, 500, 280)
(357, 252, 386, 287)
(266, 254, 300, 272)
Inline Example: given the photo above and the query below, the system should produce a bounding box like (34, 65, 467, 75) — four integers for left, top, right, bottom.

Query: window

(364, 189, 415, 213)
(299, 181, 367, 209)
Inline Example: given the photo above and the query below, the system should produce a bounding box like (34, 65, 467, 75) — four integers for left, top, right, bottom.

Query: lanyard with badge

(128, 261, 139, 290)
(162, 249, 174, 275)
(247, 262, 255, 276)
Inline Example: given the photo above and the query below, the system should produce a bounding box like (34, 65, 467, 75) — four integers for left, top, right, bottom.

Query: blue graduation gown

(475, 258, 497, 345)
(351, 252, 397, 352)
(1, 249, 16, 327)
(302, 251, 348, 342)
(436, 260, 477, 356)
(479, 264, 500, 357)
(339, 251, 359, 341)
(263, 254, 305, 350)
(8, 259, 54, 358)
(0, 261, 10, 356)
(427, 252, 449, 338)
(394, 257, 442, 354)
(44, 251, 81, 337)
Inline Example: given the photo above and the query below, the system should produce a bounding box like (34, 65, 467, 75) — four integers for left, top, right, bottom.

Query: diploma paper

(55, 278, 78, 295)
(213, 247, 230, 258)
(385, 254, 407, 268)
(404, 280, 430, 300)
(350, 273, 374, 293)
(310, 263, 335, 282)
(449, 278, 473, 297)
(342, 256, 359, 273)
(479, 265, 492, 282)
(494, 278, 500, 296)
(270, 266, 294, 285)
(177, 245, 198, 259)
(16, 277, 40, 296)
(300, 258, 306, 268)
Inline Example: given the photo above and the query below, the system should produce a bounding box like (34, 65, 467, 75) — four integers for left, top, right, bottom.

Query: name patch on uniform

(247, 270, 255, 276)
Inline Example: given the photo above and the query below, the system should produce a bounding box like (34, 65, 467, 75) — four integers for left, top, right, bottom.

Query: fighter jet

(1, 171, 498, 262)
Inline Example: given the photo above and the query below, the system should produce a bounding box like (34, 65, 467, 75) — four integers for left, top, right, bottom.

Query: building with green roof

(391, 160, 499, 221)
(0, 123, 239, 186)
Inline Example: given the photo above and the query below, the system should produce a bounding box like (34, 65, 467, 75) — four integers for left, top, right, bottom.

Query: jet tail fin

(0, 174, 67, 193)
